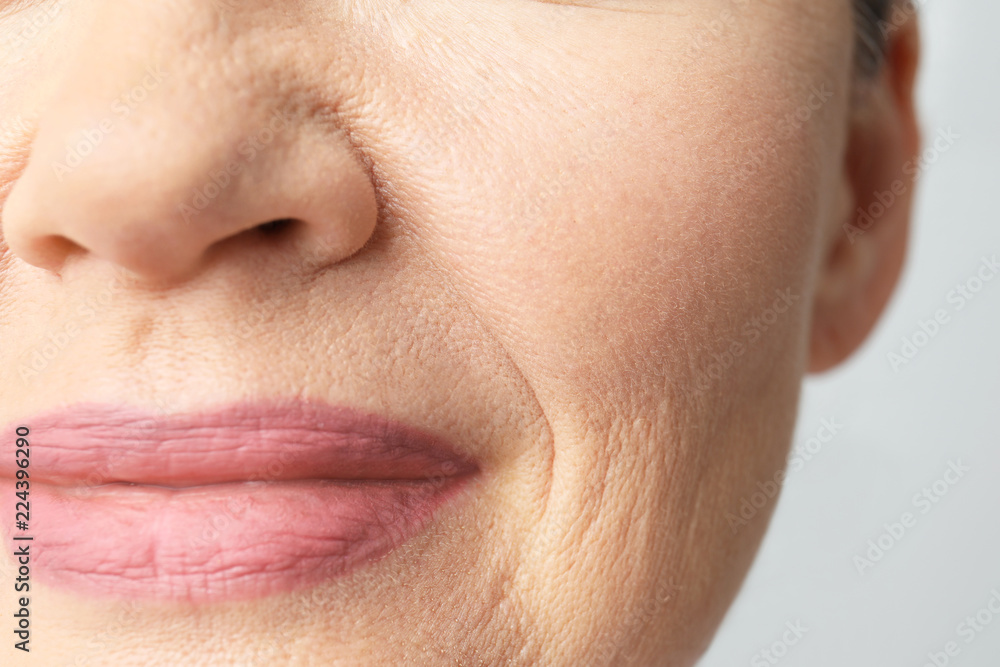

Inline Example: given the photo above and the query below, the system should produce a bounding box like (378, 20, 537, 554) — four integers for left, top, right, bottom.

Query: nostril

(256, 218, 295, 236)
(25, 234, 86, 274)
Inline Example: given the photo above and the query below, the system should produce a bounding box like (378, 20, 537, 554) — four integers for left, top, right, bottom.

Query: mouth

(0, 400, 479, 603)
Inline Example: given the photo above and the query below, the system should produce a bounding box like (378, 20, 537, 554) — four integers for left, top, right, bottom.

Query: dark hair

(853, 0, 892, 76)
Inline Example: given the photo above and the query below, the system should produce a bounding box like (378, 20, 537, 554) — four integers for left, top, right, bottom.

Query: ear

(808, 11, 922, 373)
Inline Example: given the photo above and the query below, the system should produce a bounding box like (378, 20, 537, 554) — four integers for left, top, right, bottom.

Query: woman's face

(0, 0, 915, 664)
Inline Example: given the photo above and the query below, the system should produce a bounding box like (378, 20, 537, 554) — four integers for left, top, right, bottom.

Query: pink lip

(0, 401, 478, 603)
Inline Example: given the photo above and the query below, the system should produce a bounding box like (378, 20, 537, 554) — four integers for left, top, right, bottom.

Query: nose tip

(1, 23, 378, 284)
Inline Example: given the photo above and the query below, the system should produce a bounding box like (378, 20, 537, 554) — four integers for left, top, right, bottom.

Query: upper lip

(1, 400, 478, 487)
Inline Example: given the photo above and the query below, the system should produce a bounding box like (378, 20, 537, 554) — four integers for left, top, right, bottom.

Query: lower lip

(13, 476, 471, 603)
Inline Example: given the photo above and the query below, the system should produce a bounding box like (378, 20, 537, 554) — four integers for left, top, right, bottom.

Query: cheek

(433, 77, 837, 412)
(382, 6, 852, 416)
(348, 2, 854, 422)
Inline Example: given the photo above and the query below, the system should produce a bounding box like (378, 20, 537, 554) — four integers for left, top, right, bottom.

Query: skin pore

(0, 0, 918, 665)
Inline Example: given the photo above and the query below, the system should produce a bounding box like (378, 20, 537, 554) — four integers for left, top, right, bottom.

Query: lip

(0, 400, 478, 603)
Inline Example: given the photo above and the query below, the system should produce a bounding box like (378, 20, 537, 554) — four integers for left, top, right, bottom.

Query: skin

(0, 0, 919, 665)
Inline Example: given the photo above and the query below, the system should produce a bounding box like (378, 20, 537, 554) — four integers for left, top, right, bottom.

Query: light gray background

(700, 1, 1000, 665)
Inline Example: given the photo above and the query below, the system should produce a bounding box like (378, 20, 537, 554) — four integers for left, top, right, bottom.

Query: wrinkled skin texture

(0, 0, 918, 665)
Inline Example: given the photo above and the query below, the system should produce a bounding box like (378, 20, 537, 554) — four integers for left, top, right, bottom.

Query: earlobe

(808, 12, 921, 373)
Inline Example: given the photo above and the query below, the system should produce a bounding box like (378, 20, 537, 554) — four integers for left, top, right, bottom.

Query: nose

(1, 2, 377, 284)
